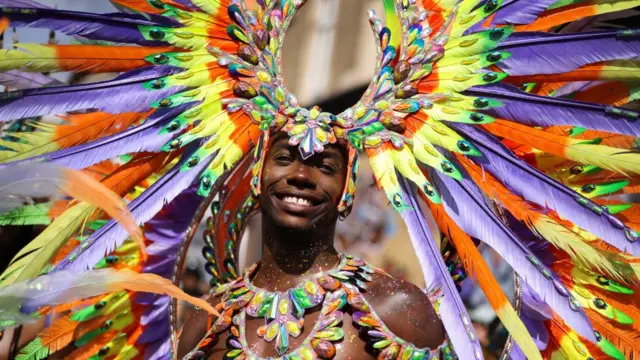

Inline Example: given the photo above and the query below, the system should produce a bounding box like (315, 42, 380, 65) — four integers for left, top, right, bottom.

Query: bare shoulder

(361, 271, 445, 349)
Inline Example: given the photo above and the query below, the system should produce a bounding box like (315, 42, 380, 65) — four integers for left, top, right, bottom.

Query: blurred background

(0, 1, 514, 358)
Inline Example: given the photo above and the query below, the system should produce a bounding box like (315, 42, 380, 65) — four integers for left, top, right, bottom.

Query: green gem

(314, 327, 344, 341)
(292, 288, 314, 308)
(149, 28, 166, 40)
(257, 295, 275, 317)
(373, 339, 392, 349)
(276, 324, 289, 355)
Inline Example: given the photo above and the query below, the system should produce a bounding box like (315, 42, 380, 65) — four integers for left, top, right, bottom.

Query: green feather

(0, 202, 53, 226)
(15, 338, 50, 360)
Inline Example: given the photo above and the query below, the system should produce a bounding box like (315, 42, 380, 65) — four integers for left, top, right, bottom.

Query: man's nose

(287, 162, 316, 189)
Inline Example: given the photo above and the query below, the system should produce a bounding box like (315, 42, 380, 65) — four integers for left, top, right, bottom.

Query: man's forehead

(269, 133, 347, 161)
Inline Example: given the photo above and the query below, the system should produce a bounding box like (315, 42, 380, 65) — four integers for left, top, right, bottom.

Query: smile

(282, 196, 313, 207)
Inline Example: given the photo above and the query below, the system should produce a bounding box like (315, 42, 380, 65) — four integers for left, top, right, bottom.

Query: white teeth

(283, 196, 312, 207)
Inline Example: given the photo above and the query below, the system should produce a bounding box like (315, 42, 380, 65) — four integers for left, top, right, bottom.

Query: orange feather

(482, 120, 570, 157)
(425, 199, 542, 359)
(53, 45, 174, 73)
(60, 167, 144, 257)
(110, 0, 194, 14)
(38, 315, 79, 355)
(54, 110, 152, 150)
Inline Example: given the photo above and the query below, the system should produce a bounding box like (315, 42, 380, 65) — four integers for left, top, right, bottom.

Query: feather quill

(428, 167, 596, 342)
(427, 199, 542, 360)
(4, 8, 180, 45)
(54, 151, 211, 272)
(455, 154, 624, 279)
(498, 30, 640, 75)
(0, 66, 182, 122)
(0, 70, 62, 90)
(15, 315, 77, 360)
(452, 123, 640, 256)
(466, 84, 640, 137)
(398, 176, 484, 359)
(483, 119, 640, 175)
(0, 267, 217, 329)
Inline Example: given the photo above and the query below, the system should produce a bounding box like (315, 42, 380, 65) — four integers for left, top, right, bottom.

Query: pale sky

(6, 0, 117, 46)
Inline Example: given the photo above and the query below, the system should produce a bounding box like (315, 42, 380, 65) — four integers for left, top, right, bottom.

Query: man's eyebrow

(322, 149, 345, 161)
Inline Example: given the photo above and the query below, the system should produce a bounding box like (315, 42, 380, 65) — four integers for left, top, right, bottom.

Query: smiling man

(177, 133, 448, 359)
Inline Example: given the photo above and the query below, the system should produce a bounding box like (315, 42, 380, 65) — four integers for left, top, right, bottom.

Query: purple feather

(0, 70, 63, 90)
(141, 296, 169, 325)
(54, 151, 212, 272)
(138, 317, 169, 344)
(465, 0, 557, 34)
(0, 66, 183, 122)
(142, 256, 174, 278)
(492, 0, 556, 25)
(452, 123, 640, 256)
(398, 176, 484, 360)
(4, 8, 179, 45)
(466, 84, 640, 136)
(498, 31, 640, 75)
(427, 167, 597, 342)
(144, 338, 171, 360)
(135, 293, 160, 305)
(0, 104, 191, 172)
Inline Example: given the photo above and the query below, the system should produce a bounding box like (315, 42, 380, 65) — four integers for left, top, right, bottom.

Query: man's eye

(320, 163, 336, 174)
(274, 154, 293, 163)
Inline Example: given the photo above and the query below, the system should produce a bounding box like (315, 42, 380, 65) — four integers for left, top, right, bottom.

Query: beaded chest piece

(184, 255, 453, 360)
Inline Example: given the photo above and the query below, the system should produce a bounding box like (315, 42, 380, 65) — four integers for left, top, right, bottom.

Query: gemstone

(252, 29, 269, 50)
(486, 52, 502, 62)
(482, 72, 498, 82)
(276, 324, 289, 355)
(489, 28, 505, 41)
(153, 54, 169, 64)
(278, 298, 289, 315)
(299, 345, 315, 360)
(593, 298, 608, 310)
(257, 295, 275, 317)
(395, 84, 418, 99)
(286, 320, 301, 337)
(233, 82, 258, 98)
(305, 281, 319, 295)
(265, 321, 279, 342)
(347, 294, 370, 312)
(314, 327, 344, 341)
(373, 339, 392, 349)
(238, 44, 259, 65)
(255, 324, 267, 337)
(292, 288, 314, 308)
(400, 345, 414, 360)
(311, 339, 336, 359)
(149, 28, 165, 40)
(469, 113, 484, 122)
(394, 61, 411, 84)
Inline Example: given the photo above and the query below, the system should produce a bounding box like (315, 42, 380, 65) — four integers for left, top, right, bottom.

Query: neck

(251, 218, 340, 291)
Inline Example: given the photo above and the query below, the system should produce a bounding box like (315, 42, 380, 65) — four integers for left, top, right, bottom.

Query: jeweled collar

(186, 256, 453, 360)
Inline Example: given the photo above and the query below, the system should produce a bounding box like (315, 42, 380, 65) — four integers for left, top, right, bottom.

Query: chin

(272, 214, 317, 232)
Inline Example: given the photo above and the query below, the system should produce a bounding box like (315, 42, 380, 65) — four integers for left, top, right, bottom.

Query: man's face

(259, 134, 348, 232)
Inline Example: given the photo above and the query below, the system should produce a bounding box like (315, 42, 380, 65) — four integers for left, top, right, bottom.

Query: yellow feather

(0, 202, 94, 285)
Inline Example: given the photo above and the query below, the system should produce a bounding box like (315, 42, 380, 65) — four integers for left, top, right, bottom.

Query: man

(177, 133, 446, 358)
